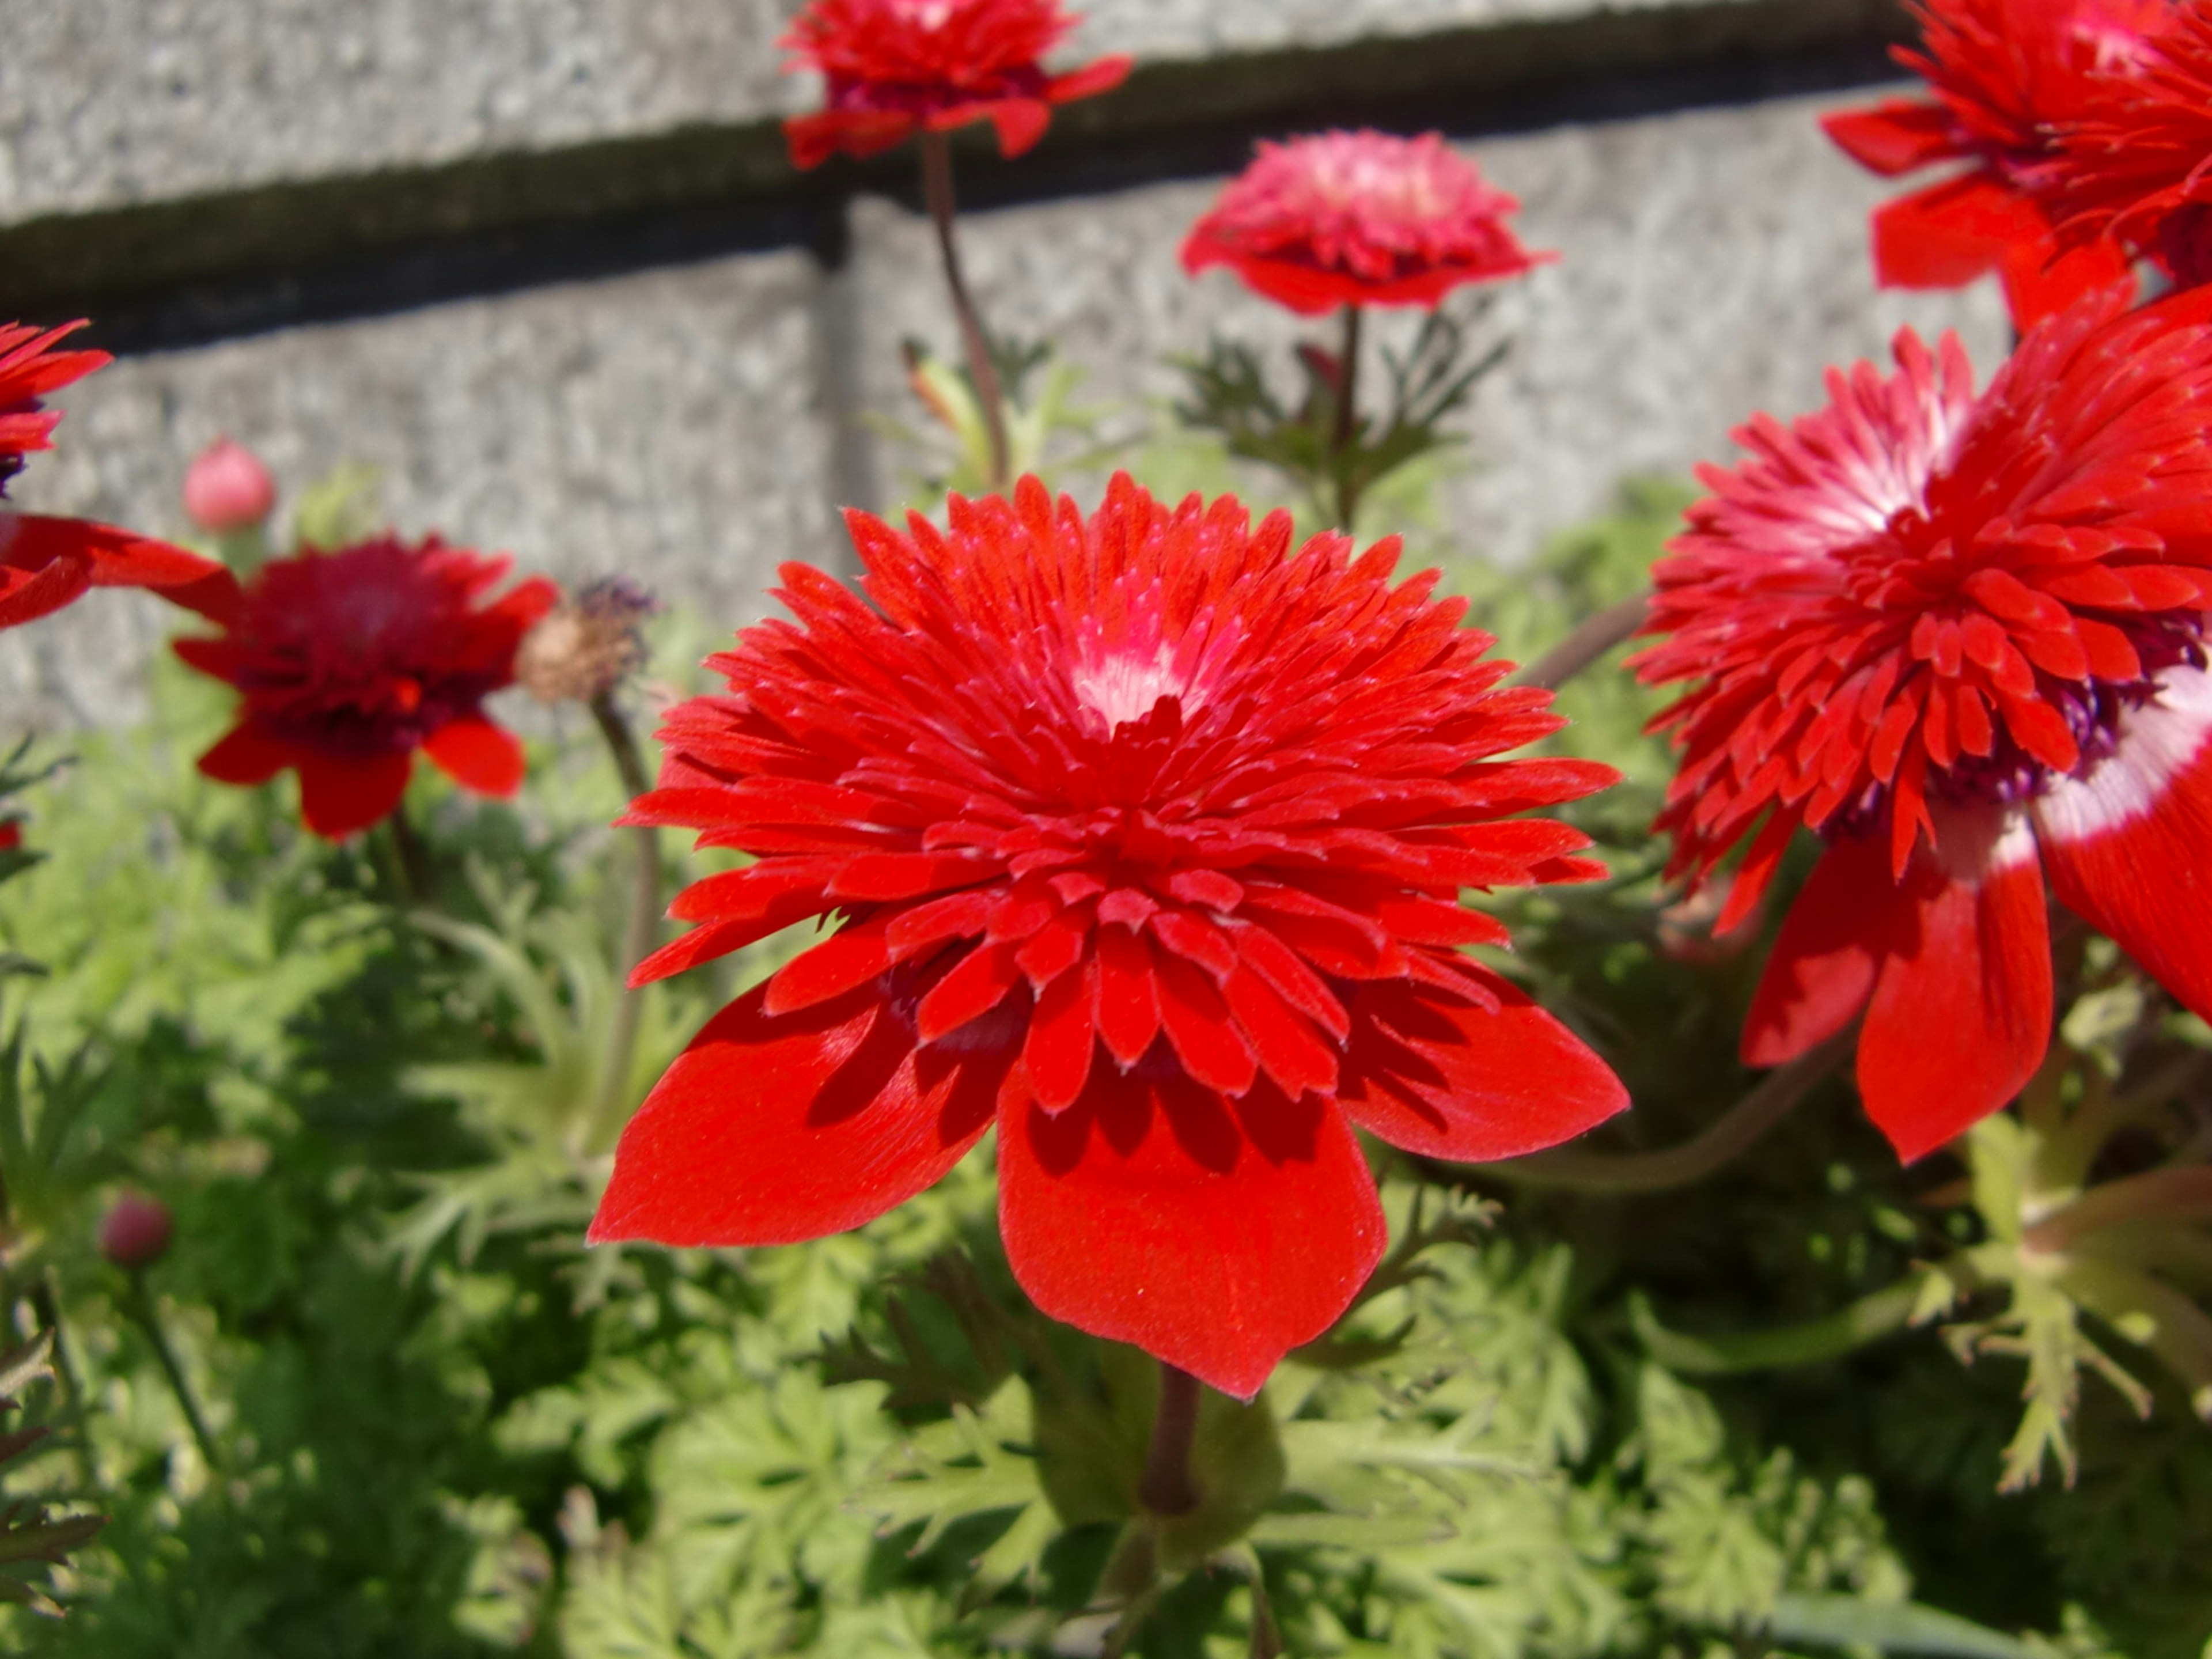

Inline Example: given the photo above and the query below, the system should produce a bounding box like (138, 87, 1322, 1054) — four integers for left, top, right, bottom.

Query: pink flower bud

(182, 438, 275, 533)
(99, 1191, 173, 1270)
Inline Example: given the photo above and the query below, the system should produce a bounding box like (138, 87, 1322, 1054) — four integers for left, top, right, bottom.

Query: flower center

(1071, 642, 1190, 731)
(885, 0, 957, 28)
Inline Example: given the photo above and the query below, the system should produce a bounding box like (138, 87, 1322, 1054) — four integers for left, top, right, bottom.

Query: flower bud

(515, 577, 658, 706)
(99, 1191, 173, 1270)
(182, 438, 276, 534)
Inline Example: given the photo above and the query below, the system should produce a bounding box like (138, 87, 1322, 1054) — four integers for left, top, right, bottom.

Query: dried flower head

(516, 577, 658, 706)
(590, 474, 1628, 1398)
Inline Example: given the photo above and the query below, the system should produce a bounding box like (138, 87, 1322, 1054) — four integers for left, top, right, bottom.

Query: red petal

(2000, 232, 2135, 331)
(1094, 925, 1161, 1067)
(916, 939, 1024, 1042)
(2034, 664, 2212, 1024)
(765, 915, 894, 1016)
(590, 981, 997, 1246)
(422, 714, 526, 797)
(1024, 957, 1097, 1111)
(1221, 964, 1338, 1099)
(1858, 808, 2050, 1162)
(296, 747, 413, 839)
(986, 99, 1051, 158)
(630, 919, 767, 988)
(1743, 831, 1902, 1067)
(1155, 951, 1258, 1096)
(1335, 968, 1626, 1161)
(996, 1068, 1385, 1399)
(196, 721, 293, 787)
(1869, 172, 2037, 289)
(1821, 99, 1959, 176)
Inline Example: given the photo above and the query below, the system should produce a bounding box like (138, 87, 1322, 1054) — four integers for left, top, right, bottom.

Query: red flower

(1181, 131, 1553, 316)
(590, 475, 1627, 1398)
(780, 0, 1131, 171)
(0, 820, 20, 854)
(2045, 1, 2212, 293)
(1819, 0, 2161, 327)
(175, 535, 558, 839)
(0, 321, 236, 629)
(1632, 287, 2212, 1161)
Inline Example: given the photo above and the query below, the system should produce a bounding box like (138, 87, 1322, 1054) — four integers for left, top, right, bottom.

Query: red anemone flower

(175, 535, 557, 839)
(1631, 286, 2212, 1162)
(780, 0, 1131, 171)
(1181, 131, 1553, 316)
(591, 475, 1628, 1399)
(2046, 1, 2212, 293)
(0, 321, 236, 629)
(1819, 0, 2161, 327)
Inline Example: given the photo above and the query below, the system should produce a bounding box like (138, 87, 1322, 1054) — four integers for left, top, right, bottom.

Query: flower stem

(1332, 304, 1365, 531)
(1138, 1361, 1202, 1518)
(31, 1276, 94, 1491)
(122, 1275, 219, 1473)
(919, 131, 1011, 491)
(1634, 1272, 1926, 1376)
(1513, 591, 1653, 691)
(1486, 1028, 1854, 1195)
(384, 801, 432, 906)
(588, 692, 661, 1146)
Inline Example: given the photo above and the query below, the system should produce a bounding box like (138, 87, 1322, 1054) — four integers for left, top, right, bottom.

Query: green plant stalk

(920, 131, 1011, 491)
(588, 691, 662, 1147)
(383, 801, 433, 907)
(1635, 1272, 1927, 1376)
(1332, 304, 1365, 530)
(122, 1276, 220, 1473)
(31, 1274, 94, 1491)
(1513, 590, 1653, 691)
(1139, 1361, 1203, 1518)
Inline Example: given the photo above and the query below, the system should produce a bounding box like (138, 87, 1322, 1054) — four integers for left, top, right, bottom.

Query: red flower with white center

(2046, 1, 2212, 294)
(0, 321, 236, 629)
(1632, 286, 2212, 1161)
(780, 0, 1131, 171)
(1819, 0, 2162, 327)
(1181, 131, 1552, 316)
(174, 536, 558, 839)
(590, 475, 1628, 1398)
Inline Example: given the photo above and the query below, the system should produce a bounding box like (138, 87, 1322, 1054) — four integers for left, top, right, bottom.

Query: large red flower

(590, 475, 1628, 1398)
(1632, 287, 2212, 1161)
(1819, 0, 2161, 327)
(175, 536, 557, 839)
(1181, 131, 1552, 316)
(780, 0, 1130, 171)
(0, 321, 236, 630)
(2045, 1, 2212, 293)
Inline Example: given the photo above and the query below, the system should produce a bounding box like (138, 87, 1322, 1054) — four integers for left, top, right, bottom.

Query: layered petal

(297, 748, 414, 840)
(1743, 830, 1903, 1067)
(422, 714, 528, 798)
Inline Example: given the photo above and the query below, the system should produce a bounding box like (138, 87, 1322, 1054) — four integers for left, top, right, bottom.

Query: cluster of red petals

(1181, 131, 1553, 316)
(175, 536, 557, 839)
(1634, 286, 2212, 1160)
(591, 475, 1627, 1398)
(0, 321, 236, 630)
(779, 0, 1130, 169)
(1819, 0, 2162, 326)
(2045, 1, 2212, 292)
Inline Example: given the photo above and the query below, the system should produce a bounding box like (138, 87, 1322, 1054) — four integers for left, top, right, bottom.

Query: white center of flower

(1071, 642, 1188, 730)
(888, 0, 957, 27)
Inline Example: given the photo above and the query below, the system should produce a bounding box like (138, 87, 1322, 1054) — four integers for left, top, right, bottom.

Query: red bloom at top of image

(1631, 286, 2212, 1161)
(1181, 130, 1553, 316)
(1819, 0, 2164, 326)
(590, 474, 1628, 1399)
(0, 321, 237, 630)
(2044, 1, 2212, 292)
(175, 535, 558, 839)
(780, 0, 1131, 170)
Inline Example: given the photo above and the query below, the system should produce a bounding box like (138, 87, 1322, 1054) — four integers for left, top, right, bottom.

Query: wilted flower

(99, 1191, 173, 1270)
(590, 475, 1628, 1398)
(1819, 0, 2161, 326)
(1181, 131, 1552, 316)
(515, 577, 657, 706)
(182, 437, 276, 535)
(780, 0, 1131, 170)
(0, 321, 236, 629)
(1633, 287, 2212, 1161)
(175, 535, 558, 839)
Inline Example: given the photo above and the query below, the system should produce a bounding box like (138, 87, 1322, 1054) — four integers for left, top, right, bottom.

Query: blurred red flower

(780, 0, 1130, 170)
(182, 436, 277, 534)
(175, 535, 557, 839)
(0, 321, 237, 629)
(1181, 131, 1552, 316)
(589, 474, 1627, 1399)
(1819, 0, 2161, 327)
(1633, 287, 2212, 1161)
(99, 1191, 173, 1270)
(0, 820, 19, 854)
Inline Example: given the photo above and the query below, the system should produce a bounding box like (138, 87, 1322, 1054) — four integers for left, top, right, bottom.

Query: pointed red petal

(197, 721, 293, 787)
(1154, 951, 1258, 1096)
(1869, 172, 2035, 289)
(996, 1069, 1384, 1400)
(296, 748, 413, 839)
(986, 99, 1051, 158)
(764, 915, 895, 1016)
(1858, 807, 2050, 1162)
(590, 982, 997, 1246)
(1024, 957, 1097, 1112)
(2001, 232, 2136, 330)
(422, 714, 526, 797)
(1820, 99, 1959, 176)
(1743, 831, 1900, 1067)
(2034, 665, 2212, 1024)
(1094, 924, 1162, 1068)
(1335, 967, 1626, 1161)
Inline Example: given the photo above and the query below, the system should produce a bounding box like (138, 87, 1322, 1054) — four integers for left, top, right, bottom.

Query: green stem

(384, 801, 432, 907)
(1634, 1274, 1926, 1377)
(1138, 1361, 1202, 1518)
(31, 1275, 94, 1492)
(587, 693, 662, 1147)
(2027, 1164, 2212, 1253)
(1488, 1028, 1853, 1195)
(123, 1277, 219, 1472)
(1513, 591, 1653, 691)
(919, 131, 1010, 491)
(1332, 304, 1365, 531)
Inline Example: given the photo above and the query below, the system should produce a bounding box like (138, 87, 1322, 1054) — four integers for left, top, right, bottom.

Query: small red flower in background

(0, 820, 20, 854)
(175, 535, 557, 839)
(1633, 287, 2212, 1161)
(590, 474, 1627, 1399)
(0, 321, 236, 629)
(780, 0, 1131, 171)
(181, 437, 276, 535)
(1819, 0, 2161, 327)
(2046, 1, 2212, 293)
(1181, 131, 1552, 316)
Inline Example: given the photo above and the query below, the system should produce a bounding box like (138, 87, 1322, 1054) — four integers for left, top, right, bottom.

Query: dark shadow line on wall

(33, 33, 1903, 358)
